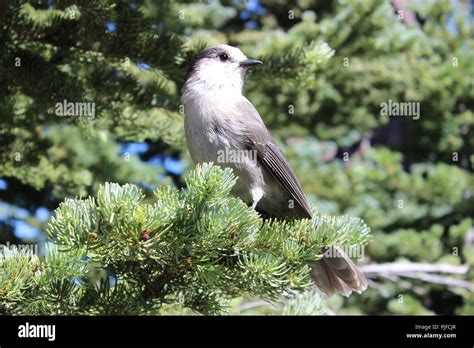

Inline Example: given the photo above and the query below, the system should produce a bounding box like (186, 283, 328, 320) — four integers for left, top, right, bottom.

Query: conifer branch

(0, 164, 371, 315)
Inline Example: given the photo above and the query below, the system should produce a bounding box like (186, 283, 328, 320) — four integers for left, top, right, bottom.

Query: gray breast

(186, 108, 262, 202)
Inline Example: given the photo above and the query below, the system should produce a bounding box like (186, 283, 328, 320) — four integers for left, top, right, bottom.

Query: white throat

(182, 61, 247, 104)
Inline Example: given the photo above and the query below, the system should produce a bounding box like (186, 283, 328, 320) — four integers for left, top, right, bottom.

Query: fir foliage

(1, 164, 370, 315)
(1, 0, 472, 315)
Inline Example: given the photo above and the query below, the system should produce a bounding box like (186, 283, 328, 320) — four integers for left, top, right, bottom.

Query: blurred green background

(0, 0, 473, 315)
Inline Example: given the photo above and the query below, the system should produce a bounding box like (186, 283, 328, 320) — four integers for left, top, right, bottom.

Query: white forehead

(213, 44, 248, 60)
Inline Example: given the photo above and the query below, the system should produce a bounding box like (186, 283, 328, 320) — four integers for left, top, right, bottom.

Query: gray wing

(237, 98, 313, 219)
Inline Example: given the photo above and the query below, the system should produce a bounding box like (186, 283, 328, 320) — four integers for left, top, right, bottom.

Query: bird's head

(184, 44, 262, 93)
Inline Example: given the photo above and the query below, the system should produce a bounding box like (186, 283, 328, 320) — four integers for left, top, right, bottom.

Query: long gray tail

(310, 246, 367, 297)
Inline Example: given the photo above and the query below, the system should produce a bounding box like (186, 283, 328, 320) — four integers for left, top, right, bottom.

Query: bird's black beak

(239, 59, 262, 67)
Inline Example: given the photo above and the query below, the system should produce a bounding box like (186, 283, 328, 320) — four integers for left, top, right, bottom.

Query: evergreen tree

(1, 164, 370, 314)
(0, 0, 472, 315)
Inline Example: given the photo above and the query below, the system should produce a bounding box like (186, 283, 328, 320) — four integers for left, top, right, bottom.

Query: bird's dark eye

(219, 53, 229, 62)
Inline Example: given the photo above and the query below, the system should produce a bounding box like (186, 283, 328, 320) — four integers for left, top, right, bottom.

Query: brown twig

(361, 262, 473, 291)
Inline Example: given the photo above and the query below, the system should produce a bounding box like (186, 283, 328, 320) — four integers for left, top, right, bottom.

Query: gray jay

(182, 44, 367, 297)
